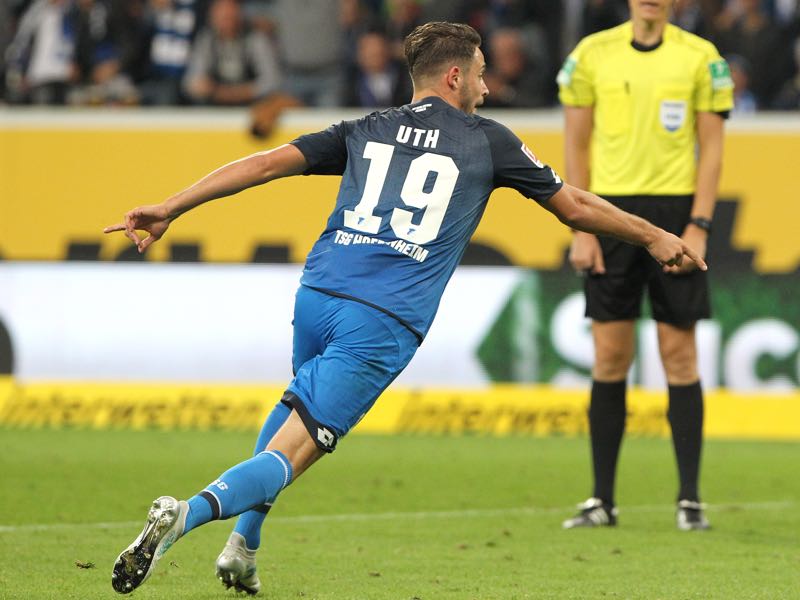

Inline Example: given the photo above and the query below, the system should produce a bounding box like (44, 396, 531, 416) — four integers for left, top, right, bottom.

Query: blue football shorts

(282, 285, 419, 452)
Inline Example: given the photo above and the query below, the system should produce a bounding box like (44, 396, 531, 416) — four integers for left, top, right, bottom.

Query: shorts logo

(317, 427, 335, 447)
(660, 100, 687, 132)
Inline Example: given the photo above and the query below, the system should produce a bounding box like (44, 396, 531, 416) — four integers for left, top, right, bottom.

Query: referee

(558, 0, 733, 530)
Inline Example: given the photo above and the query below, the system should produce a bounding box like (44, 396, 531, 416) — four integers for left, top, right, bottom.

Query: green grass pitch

(1, 428, 798, 599)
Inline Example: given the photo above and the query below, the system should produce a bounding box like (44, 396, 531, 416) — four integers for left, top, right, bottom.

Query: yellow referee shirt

(557, 22, 733, 196)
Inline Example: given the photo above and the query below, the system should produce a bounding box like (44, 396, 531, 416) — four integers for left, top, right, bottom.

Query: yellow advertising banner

(1, 112, 798, 272)
(1, 378, 798, 440)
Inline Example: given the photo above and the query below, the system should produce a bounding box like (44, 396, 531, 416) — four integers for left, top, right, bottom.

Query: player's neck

(631, 18, 667, 46)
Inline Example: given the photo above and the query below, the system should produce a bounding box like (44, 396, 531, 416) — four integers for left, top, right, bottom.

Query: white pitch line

(0, 500, 795, 534)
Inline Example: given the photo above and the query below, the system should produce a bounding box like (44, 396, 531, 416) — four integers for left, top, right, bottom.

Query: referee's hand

(569, 231, 606, 275)
(647, 229, 707, 272)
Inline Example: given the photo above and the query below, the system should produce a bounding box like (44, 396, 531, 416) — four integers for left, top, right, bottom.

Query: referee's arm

(692, 112, 725, 224)
(564, 106, 593, 190)
(564, 105, 606, 274)
(665, 111, 725, 274)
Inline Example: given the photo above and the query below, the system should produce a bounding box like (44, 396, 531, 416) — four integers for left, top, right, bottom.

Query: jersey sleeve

(694, 45, 734, 114)
(481, 119, 564, 203)
(557, 40, 594, 107)
(290, 121, 349, 175)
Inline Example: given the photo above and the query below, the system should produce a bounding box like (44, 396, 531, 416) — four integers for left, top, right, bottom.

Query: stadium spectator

(339, 0, 374, 81)
(240, 0, 274, 35)
(559, 0, 731, 531)
(562, 0, 587, 58)
(6, 0, 137, 105)
(106, 0, 150, 87)
(0, 0, 18, 101)
(474, 0, 564, 91)
(68, 0, 138, 105)
(345, 28, 411, 108)
(5, 0, 77, 104)
(384, 0, 424, 61)
(3, 0, 797, 109)
(672, 0, 712, 36)
(482, 27, 551, 108)
(581, 0, 629, 36)
(711, 0, 794, 108)
(771, 0, 799, 25)
(264, 0, 345, 107)
(773, 33, 800, 108)
(134, 0, 205, 105)
(419, 0, 476, 24)
(727, 53, 758, 113)
(183, 0, 280, 106)
(107, 21, 704, 596)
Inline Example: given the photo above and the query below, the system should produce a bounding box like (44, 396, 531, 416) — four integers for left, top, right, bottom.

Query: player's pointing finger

(683, 244, 707, 271)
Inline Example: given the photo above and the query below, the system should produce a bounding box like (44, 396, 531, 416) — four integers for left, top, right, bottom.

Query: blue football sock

(233, 504, 272, 550)
(186, 494, 214, 528)
(183, 449, 293, 534)
(233, 401, 291, 549)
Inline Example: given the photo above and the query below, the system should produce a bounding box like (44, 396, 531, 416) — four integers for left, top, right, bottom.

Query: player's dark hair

(404, 22, 482, 83)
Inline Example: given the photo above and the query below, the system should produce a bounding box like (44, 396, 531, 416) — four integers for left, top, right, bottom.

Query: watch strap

(689, 216, 712, 233)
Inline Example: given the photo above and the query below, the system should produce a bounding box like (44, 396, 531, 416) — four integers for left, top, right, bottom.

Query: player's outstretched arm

(103, 144, 308, 253)
(543, 183, 707, 271)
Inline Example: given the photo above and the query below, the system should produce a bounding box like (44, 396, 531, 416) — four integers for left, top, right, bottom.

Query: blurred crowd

(2, 0, 799, 112)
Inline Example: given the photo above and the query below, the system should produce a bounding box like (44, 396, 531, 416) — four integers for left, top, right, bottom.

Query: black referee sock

(588, 380, 627, 505)
(667, 381, 704, 502)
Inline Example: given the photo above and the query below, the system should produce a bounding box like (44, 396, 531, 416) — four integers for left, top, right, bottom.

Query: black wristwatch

(689, 216, 712, 234)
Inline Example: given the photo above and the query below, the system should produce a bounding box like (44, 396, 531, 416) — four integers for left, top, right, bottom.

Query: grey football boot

(562, 497, 618, 528)
(112, 496, 189, 594)
(676, 499, 711, 530)
(216, 531, 261, 595)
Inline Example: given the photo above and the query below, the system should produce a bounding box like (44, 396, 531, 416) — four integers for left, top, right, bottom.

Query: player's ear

(445, 65, 460, 90)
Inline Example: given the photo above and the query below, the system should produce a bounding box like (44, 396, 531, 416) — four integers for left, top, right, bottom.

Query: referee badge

(709, 59, 734, 90)
(660, 100, 687, 132)
(557, 57, 577, 86)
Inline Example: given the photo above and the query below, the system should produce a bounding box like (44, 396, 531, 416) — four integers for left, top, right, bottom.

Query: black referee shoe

(562, 497, 618, 529)
(676, 499, 711, 531)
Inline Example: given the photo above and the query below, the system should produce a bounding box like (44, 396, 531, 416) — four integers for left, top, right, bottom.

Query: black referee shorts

(584, 195, 710, 326)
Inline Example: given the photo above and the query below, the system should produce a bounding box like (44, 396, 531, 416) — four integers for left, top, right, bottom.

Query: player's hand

(569, 231, 606, 275)
(646, 229, 707, 272)
(103, 204, 171, 253)
(662, 225, 708, 275)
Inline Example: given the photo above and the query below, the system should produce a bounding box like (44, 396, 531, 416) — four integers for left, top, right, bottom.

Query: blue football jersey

(291, 96, 563, 340)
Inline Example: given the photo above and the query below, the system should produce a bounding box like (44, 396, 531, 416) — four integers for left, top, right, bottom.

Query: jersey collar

(408, 96, 474, 122)
(626, 20, 677, 53)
